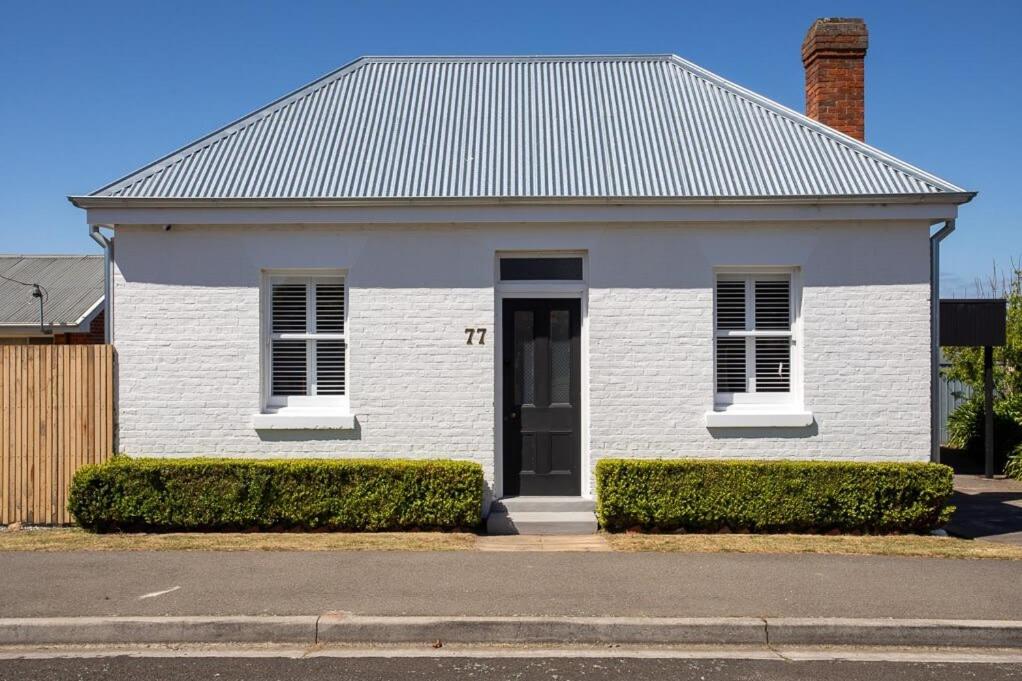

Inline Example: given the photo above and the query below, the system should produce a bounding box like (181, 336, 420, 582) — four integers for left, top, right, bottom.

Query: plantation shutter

(314, 282, 346, 396)
(715, 274, 793, 396)
(271, 284, 308, 396)
(753, 279, 791, 392)
(715, 280, 747, 392)
(269, 277, 346, 399)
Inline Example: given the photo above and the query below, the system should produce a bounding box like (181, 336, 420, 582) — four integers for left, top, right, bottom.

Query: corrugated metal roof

(0, 255, 104, 327)
(88, 55, 967, 200)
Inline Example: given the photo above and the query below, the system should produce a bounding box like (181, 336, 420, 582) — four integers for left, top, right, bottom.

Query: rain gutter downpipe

(930, 219, 956, 462)
(89, 224, 114, 344)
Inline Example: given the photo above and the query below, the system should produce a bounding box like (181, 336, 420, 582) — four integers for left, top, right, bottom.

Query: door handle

(507, 411, 518, 420)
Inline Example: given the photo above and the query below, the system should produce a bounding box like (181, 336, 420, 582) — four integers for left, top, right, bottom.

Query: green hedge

(69, 458, 484, 532)
(596, 459, 954, 534)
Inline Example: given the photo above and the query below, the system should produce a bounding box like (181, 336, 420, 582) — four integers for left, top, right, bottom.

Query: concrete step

(486, 510, 598, 535)
(491, 496, 596, 513)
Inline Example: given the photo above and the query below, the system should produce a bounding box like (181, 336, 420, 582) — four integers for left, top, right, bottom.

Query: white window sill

(704, 409, 814, 428)
(251, 411, 355, 430)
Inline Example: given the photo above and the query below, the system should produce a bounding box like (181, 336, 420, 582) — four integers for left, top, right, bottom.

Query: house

(0, 255, 105, 345)
(70, 18, 973, 531)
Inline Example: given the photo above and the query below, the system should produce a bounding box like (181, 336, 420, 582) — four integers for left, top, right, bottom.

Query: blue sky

(1, 0, 1018, 294)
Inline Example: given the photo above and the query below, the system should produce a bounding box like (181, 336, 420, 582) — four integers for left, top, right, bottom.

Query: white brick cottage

(72, 23, 973, 504)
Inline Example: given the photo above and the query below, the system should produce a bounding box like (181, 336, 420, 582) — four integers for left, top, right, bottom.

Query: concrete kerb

(0, 616, 318, 646)
(316, 614, 767, 645)
(766, 617, 1022, 648)
(0, 615, 1020, 649)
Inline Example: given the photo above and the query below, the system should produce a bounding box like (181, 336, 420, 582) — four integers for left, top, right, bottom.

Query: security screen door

(501, 298, 581, 496)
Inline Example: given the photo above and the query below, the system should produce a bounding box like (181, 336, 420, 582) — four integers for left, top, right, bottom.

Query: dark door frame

(495, 288, 587, 499)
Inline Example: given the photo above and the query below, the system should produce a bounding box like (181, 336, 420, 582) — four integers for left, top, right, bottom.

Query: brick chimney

(801, 18, 868, 140)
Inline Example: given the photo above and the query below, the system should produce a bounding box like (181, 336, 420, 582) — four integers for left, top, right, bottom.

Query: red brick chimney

(801, 18, 868, 140)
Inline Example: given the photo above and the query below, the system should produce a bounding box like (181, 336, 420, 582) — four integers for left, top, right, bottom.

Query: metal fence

(939, 363, 973, 446)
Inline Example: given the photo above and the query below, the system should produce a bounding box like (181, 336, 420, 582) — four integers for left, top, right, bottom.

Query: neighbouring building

(0, 255, 105, 345)
(71, 19, 973, 524)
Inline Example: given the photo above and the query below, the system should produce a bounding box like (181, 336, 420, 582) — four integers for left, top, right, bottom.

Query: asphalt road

(1, 656, 1020, 681)
(1, 550, 1020, 619)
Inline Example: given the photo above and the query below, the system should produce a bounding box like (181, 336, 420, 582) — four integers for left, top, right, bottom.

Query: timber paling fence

(0, 345, 114, 525)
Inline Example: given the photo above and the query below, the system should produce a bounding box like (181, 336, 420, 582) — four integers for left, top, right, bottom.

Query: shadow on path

(946, 475, 1022, 545)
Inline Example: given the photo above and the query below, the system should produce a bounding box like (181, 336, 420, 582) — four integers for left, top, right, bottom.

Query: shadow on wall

(112, 223, 931, 290)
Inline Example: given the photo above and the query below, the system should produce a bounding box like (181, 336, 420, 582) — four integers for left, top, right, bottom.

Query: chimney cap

(802, 17, 868, 63)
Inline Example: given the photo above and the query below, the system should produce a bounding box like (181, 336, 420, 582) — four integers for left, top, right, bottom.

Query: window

(714, 272, 795, 406)
(500, 257, 583, 281)
(264, 274, 346, 411)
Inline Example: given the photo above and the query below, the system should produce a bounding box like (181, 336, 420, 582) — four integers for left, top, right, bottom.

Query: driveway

(947, 474, 1022, 544)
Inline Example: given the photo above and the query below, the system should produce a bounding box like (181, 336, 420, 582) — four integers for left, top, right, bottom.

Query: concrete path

(948, 475, 1022, 545)
(1, 551, 1019, 620)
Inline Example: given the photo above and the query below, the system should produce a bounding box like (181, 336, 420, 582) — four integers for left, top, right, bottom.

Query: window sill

(251, 411, 355, 430)
(704, 409, 814, 428)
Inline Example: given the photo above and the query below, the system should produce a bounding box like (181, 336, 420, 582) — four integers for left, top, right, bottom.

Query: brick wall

(113, 221, 932, 496)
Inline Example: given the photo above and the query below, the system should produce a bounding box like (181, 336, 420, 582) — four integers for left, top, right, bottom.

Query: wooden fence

(0, 345, 114, 525)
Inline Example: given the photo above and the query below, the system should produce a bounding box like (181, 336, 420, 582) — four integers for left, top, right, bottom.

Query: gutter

(930, 220, 956, 462)
(88, 225, 114, 344)
(68, 192, 978, 210)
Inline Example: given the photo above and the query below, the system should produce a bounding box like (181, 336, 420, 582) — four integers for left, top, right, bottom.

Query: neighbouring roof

(0, 255, 104, 328)
(79, 55, 969, 202)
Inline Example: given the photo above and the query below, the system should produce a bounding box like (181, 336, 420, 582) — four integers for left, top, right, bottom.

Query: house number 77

(465, 328, 487, 345)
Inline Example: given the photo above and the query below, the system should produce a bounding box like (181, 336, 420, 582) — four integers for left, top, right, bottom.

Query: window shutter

(315, 283, 345, 333)
(314, 282, 345, 396)
(754, 337, 790, 392)
(271, 284, 306, 332)
(716, 337, 747, 393)
(270, 283, 308, 396)
(716, 280, 746, 330)
(754, 279, 790, 330)
(315, 340, 346, 395)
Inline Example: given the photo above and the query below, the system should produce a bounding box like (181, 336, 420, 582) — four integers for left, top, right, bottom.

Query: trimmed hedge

(596, 459, 954, 534)
(68, 458, 484, 532)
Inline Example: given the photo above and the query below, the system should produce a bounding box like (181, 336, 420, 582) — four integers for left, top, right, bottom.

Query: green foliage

(942, 264, 1022, 399)
(942, 262, 1022, 474)
(595, 459, 954, 534)
(946, 393, 1022, 468)
(68, 458, 484, 532)
(1005, 444, 1022, 480)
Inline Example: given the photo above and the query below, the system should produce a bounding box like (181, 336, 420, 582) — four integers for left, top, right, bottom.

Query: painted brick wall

(113, 221, 931, 496)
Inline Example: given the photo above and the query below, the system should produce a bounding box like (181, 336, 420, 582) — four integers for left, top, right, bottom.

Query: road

(1, 655, 1020, 680)
(2, 550, 1020, 619)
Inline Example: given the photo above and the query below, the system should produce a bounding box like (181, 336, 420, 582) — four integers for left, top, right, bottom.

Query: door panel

(502, 299, 581, 496)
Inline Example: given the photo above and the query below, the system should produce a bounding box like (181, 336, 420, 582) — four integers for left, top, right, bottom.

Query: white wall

(113, 221, 932, 494)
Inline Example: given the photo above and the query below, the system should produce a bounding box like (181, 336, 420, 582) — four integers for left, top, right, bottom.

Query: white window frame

(713, 268, 801, 410)
(261, 270, 349, 415)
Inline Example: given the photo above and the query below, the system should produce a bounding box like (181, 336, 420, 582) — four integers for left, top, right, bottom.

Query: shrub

(1005, 444, 1022, 480)
(69, 458, 484, 532)
(946, 393, 1022, 471)
(596, 459, 954, 534)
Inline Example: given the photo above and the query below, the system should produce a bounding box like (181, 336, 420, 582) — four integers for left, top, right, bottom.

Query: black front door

(502, 298, 581, 496)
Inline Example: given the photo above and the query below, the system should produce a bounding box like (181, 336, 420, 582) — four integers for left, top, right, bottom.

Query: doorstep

(486, 496, 598, 535)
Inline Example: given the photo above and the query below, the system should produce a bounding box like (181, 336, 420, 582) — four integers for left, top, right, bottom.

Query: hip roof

(79, 55, 969, 203)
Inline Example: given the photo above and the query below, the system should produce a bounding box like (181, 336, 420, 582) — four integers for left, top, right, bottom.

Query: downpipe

(930, 220, 955, 462)
(88, 225, 114, 344)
